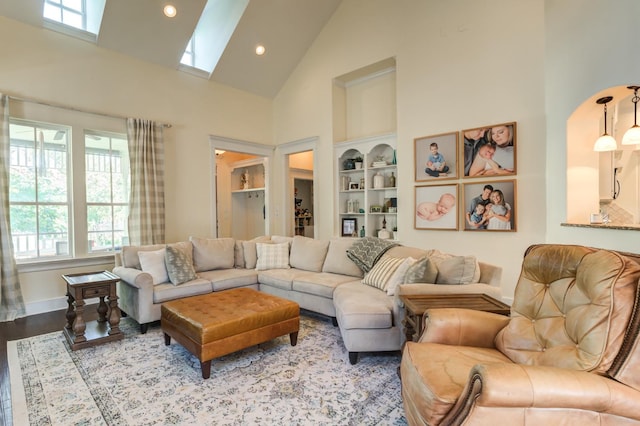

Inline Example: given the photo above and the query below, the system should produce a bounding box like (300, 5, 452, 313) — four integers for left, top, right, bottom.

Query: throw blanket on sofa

(347, 237, 400, 273)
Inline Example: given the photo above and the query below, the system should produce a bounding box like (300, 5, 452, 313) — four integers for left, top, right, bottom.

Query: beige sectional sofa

(113, 235, 503, 364)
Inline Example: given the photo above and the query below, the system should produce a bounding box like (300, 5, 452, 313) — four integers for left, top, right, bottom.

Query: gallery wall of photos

(413, 122, 517, 232)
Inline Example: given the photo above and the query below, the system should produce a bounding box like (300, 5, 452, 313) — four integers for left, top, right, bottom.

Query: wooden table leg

(73, 299, 87, 344)
(65, 291, 76, 330)
(107, 295, 122, 336)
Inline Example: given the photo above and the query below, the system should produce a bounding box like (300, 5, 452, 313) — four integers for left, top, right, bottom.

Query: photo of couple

(462, 181, 516, 231)
(462, 122, 516, 177)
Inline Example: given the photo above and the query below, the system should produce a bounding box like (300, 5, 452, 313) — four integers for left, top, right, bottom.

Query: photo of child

(414, 132, 458, 181)
(415, 184, 459, 230)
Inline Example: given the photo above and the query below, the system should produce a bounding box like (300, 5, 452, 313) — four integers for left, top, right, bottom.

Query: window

(85, 132, 130, 253)
(42, 0, 106, 41)
(180, 37, 195, 68)
(43, 0, 86, 31)
(9, 119, 129, 261)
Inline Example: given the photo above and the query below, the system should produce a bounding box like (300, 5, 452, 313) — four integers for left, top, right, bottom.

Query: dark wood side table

(63, 270, 123, 350)
(400, 293, 511, 343)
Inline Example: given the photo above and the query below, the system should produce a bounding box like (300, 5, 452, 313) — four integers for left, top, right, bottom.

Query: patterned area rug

(8, 313, 407, 425)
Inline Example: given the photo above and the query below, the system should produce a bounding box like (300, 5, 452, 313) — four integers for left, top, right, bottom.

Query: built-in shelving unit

(333, 57, 397, 239)
(230, 159, 267, 240)
(336, 133, 397, 238)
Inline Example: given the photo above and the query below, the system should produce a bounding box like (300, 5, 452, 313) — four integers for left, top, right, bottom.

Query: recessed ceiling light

(255, 45, 266, 56)
(163, 5, 177, 18)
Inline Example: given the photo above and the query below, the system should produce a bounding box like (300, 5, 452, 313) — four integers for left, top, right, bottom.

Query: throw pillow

(242, 241, 259, 269)
(435, 255, 481, 285)
(322, 238, 364, 277)
(289, 236, 330, 272)
(165, 245, 197, 285)
(255, 242, 291, 270)
(385, 257, 418, 296)
(138, 248, 168, 285)
(404, 257, 439, 283)
(190, 237, 235, 272)
(361, 255, 407, 292)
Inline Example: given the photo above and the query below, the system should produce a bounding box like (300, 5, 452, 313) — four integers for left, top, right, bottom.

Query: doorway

(210, 136, 273, 239)
(288, 150, 315, 237)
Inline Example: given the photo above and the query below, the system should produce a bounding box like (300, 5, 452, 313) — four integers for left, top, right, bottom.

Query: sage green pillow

(165, 245, 197, 285)
(404, 257, 438, 283)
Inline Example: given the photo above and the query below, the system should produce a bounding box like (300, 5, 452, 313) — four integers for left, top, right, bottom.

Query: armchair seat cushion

(402, 342, 512, 425)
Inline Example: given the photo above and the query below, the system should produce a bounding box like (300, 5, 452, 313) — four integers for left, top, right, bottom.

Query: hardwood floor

(0, 306, 99, 426)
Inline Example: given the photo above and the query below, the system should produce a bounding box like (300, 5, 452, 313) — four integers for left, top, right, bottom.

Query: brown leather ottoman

(161, 288, 300, 379)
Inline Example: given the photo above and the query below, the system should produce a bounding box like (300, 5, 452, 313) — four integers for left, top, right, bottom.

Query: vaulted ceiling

(0, 0, 343, 98)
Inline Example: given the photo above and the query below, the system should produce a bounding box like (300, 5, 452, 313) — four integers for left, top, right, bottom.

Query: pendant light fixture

(593, 96, 617, 152)
(622, 86, 640, 145)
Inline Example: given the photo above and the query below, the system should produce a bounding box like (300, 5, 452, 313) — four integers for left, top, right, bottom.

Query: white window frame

(8, 101, 128, 269)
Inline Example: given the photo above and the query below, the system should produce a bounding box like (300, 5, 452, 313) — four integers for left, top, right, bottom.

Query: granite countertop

(561, 222, 640, 231)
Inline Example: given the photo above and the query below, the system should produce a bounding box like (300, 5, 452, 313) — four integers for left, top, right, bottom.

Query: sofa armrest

(418, 308, 509, 347)
(113, 266, 153, 290)
(445, 363, 640, 423)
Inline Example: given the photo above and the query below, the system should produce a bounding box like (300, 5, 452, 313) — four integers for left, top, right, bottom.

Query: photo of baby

(415, 184, 459, 230)
(462, 122, 517, 178)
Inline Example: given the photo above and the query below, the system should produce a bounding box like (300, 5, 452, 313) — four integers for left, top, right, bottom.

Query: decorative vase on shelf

(360, 226, 365, 237)
(373, 172, 384, 189)
(389, 172, 396, 187)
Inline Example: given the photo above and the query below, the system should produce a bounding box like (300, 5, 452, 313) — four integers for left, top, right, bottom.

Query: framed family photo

(462, 180, 517, 231)
(461, 122, 517, 178)
(414, 184, 459, 230)
(414, 132, 458, 182)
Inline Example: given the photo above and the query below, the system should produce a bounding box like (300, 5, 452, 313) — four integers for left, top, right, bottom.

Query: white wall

(273, 0, 546, 300)
(0, 17, 272, 311)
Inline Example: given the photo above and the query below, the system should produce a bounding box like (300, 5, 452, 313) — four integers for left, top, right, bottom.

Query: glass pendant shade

(594, 134, 618, 151)
(622, 125, 640, 145)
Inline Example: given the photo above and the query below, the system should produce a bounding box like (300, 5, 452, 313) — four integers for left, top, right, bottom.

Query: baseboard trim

(25, 297, 68, 316)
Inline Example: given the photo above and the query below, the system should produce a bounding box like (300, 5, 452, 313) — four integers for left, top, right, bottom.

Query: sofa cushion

(152, 278, 212, 303)
(404, 257, 439, 284)
(165, 244, 197, 285)
(190, 237, 235, 272)
(242, 236, 272, 269)
(434, 255, 481, 284)
(197, 268, 259, 291)
(289, 236, 330, 272)
(292, 272, 358, 298)
(271, 235, 294, 247)
(258, 269, 302, 291)
(362, 255, 407, 292)
(138, 248, 168, 284)
(122, 243, 165, 269)
(234, 240, 246, 268)
(322, 238, 364, 277)
(256, 242, 290, 270)
(333, 281, 395, 329)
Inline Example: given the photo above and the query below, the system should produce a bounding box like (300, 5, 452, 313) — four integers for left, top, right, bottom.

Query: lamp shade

(594, 134, 617, 152)
(622, 125, 640, 145)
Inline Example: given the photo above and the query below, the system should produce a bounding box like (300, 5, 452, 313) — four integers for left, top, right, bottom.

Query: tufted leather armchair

(401, 244, 640, 425)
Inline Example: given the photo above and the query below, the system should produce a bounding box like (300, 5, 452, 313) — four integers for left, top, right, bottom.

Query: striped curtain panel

(126, 118, 165, 246)
(0, 94, 26, 321)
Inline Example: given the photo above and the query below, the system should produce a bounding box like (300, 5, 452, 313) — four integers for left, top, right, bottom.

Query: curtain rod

(5, 92, 172, 128)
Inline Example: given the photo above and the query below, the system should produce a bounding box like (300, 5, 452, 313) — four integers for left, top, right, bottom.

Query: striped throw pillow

(361, 255, 406, 291)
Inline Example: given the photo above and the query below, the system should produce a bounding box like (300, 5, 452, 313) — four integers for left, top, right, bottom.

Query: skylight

(42, 0, 106, 42)
(179, 0, 249, 75)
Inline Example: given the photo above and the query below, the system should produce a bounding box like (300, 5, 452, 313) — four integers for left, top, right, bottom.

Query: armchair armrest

(112, 266, 153, 290)
(418, 308, 510, 348)
(445, 363, 640, 423)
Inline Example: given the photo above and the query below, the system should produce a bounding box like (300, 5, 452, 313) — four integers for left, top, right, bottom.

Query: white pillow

(255, 242, 291, 270)
(361, 255, 407, 292)
(386, 257, 418, 296)
(138, 248, 168, 284)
